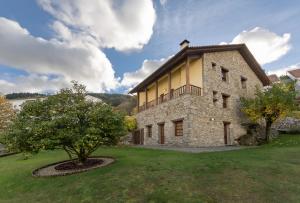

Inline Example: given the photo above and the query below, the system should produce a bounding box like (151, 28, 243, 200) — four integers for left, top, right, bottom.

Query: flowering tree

(3, 82, 126, 164)
(241, 82, 298, 142)
(0, 96, 15, 133)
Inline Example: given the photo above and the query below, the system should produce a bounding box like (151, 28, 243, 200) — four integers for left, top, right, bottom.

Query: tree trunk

(265, 120, 272, 143)
(77, 151, 88, 165)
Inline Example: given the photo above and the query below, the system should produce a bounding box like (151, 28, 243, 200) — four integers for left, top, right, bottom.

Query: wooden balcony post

(137, 92, 140, 112)
(168, 72, 172, 100)
(145, 88, 148, 109)
(155, 81, 158, 105)
(186, 57, 190, 93)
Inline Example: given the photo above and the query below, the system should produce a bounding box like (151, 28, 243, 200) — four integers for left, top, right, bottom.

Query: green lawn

(1, 135, 300, 203)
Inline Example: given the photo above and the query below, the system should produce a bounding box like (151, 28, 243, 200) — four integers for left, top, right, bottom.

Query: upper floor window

(146, 125, 152, 137)
(222, 94, 230, 108)
(174, 120, 183, 136)
(211, 62, 216, 70)
(241, 76, 247, 89)
(221, 67, 229, 82)
(213, 91, 218, 106)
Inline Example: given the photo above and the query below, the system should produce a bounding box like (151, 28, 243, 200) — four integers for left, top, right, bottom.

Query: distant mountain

(5, 92, 137, 115)
(5, 92, 46, 100)
(87, 93, 137, 115)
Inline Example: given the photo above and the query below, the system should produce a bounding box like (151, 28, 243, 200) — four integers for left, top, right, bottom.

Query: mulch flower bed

(32, 156, 114, 177)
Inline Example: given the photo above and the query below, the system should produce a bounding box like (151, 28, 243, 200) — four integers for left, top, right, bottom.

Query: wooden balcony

(138, 85, 202, 112)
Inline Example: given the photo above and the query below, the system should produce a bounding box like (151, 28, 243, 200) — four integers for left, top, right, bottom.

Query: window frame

(213, 91, 218, 106)
(222, 93, 230, 108)
(174, 120, 183, 136)
(146, 125, 152, 137)
(241, 76, 247, 89)
(221, 67, 229, 82)
(211, 62, 217, 70)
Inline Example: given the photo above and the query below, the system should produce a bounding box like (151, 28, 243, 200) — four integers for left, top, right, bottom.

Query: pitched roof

(268, 74, 280, 83)
(288, 69, 300, 78)
(129, 44, 270, 93)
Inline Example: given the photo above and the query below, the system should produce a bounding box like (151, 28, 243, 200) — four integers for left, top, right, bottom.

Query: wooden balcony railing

(138, 85, 202, 112)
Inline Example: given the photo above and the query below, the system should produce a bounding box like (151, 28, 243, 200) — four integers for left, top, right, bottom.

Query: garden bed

(32, 156, 114, 177)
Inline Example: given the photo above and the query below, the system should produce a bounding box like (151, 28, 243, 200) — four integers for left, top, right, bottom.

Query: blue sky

(0, 0, 299, 94)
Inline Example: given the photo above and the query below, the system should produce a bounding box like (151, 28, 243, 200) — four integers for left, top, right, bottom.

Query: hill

(87, 93, 136, 115)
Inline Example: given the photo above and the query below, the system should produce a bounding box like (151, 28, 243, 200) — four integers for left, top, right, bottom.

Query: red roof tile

(268, 74, 280, 83)
(288, 69, 300, 78)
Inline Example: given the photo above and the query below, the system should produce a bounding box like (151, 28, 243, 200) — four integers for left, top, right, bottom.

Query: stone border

(0, 152, 18, 158)
(32, 156, 115, 177)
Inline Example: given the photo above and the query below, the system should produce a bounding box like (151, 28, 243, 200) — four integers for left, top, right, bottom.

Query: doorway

(223, 122, 231, 145)
(158, 123, 165, 144)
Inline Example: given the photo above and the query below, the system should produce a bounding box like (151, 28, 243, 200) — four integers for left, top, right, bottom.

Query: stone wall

(135, 50, 264, 147)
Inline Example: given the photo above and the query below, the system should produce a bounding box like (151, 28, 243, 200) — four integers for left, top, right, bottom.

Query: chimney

(179, 39, 190, 49)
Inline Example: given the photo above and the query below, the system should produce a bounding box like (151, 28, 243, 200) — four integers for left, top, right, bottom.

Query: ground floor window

(174, 120, 183, 136)
(146, 125, 152, 137)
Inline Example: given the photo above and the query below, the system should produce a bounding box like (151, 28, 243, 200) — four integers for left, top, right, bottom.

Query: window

(174, 120, 183, 136)
(146, 125, 152, 137)
(221, 67, 229, 82)
(241, 76, 247, 89)
(212, 62, 216, 70)
(213, 91, 218, 106)
(222, 94, 230, 108)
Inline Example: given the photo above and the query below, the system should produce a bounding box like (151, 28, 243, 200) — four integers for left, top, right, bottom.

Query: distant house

(129, 40, 270, 147)
(287, 69, 300, 91)
(267, 74, 280, 84)
(8, 97, 47, 110)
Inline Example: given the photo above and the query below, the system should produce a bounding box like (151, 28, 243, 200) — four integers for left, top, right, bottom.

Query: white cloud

(160, 0, 168, 6)
(223, 27, 291, 65)
(0, 17, 118, 93)
(267, 63, 300, 77)
(37, 0, 156, 51)
(0, 0, 156, 93)
(0, 74, 68, 94)
(121, 56, 171, 89)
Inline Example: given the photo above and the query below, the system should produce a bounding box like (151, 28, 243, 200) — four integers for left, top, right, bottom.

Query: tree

(3, 82, 126, 164)
(241, 82, 298, 142)
(0, 96, 15, 134)
(124, 116, 137, 132)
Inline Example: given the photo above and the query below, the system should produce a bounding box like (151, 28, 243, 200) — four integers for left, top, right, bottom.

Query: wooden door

(140, 128, 144, 145)
(223, 122, 230, 145)
(159, 124, 165, 144)
(133, 129, 144, 145)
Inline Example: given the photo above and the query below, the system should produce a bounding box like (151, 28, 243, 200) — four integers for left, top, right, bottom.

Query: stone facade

(136, 50, 264, 147)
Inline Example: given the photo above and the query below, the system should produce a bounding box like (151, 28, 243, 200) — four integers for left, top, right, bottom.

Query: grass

(1, 135, 300, 203)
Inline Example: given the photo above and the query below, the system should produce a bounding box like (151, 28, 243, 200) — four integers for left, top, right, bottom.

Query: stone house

(287, 69, 300, 97)
(129, 40, 270, 146)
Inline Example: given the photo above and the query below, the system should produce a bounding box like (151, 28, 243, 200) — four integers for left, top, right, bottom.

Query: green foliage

(3, 82, 126, 163)
(124, 116, 137, 132)
(241, 82, 298, 141)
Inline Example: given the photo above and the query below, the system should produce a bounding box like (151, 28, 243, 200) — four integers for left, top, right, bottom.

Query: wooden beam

(145, 88, 148, 109)
(186, 57, 190, 93)
(137, 92, 140, 112)
(168, 72, 172, 100)
(155, 80, 158, 105)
